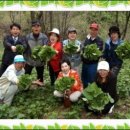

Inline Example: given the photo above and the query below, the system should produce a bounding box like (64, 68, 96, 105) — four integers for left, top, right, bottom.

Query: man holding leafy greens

(24, 20, 48, 86)
(0, 55, 25, 105)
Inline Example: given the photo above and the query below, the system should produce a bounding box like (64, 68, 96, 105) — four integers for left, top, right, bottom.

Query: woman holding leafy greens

(48, 28, 63, 86)
(84, 61, 118, 114)
(54, 59, 83, 103)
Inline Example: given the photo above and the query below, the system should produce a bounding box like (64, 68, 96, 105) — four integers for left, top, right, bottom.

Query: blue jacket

(103, 38, 123, 68)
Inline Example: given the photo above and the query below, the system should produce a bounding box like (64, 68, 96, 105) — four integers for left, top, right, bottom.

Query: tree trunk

(121, 12, 130, 40)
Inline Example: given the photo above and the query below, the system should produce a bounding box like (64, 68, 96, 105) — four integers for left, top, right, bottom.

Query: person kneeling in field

(84, 61, 118, 114)
(0, 55, 25, 105)
(54, 59, 83, 104)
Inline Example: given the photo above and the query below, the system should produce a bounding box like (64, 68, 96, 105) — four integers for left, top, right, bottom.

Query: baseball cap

(14, 55, 25, 63)
(97, 61, 110, 71)
(67, 27, 77, 34)
(49, 28, 60, 35)
(90, 23, 99, 30)
(32, 20, 41, 26)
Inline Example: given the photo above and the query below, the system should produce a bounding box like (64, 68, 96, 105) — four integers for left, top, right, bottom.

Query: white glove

(11, 46, 16, 52)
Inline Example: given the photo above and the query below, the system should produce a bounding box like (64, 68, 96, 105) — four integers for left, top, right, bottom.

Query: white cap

(14, 55, 25, 63)
(97, 61, 109, 71)
(49, 28, 60, 35)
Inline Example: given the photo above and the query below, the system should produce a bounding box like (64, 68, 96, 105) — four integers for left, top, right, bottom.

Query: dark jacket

(96, 72, 118, 103)
(82, 36, 103, 64)
(2, 35, 27, 65)
(103, 38, 123, 69)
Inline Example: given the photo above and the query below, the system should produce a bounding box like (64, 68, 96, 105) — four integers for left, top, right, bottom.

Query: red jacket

(58, 70, 83, 92)
(49, 42, 63, 72)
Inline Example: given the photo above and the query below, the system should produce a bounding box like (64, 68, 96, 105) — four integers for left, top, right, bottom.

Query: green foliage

(64, 41, 78, 54)
(83, 82, 114, 111)
(16, 44, 25, 54)
(83, 44, 102, 61)
(18, 74, 34, 91)
(115, 42, 130, 59)
(31, 45, 42, 60)
(117, 59, 130, 98)
(38, 46, 56, 61)
(55, 77, 75, 92)
(32, 45, 56, 62)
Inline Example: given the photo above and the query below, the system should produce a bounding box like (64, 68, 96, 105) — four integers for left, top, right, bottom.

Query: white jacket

(0, 64, 25, 99)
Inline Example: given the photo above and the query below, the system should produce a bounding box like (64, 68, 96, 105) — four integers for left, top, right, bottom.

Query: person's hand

(64, 89, 71, 96)
(76, 45, 80, 52)
(11, 46, 16, 52)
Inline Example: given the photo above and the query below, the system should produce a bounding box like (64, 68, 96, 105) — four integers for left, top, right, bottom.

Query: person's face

(98, 69, 109, 78)
(50, 33, 59, 44)
(110, 33, 119, 42)
(15, 62, 25, 71)
(32, 25, 41, 34)
(61, 62, 70, 74)
(90, 28, 98, 38)
(10, 26, 21, 37)
(68, 32, 77, 40)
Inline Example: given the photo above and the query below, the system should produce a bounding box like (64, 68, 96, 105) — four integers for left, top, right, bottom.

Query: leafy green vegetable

(31, 45, 42, 60)
(83, 82, 114, 111)
(55, 77, 75, 92)
(83, 44, 102, 61)
(32, 45, 56, 61)
(18, 74, 34, 91)
(16, 44, 24, 54)
(64, 41, 78, 54)
(38, 46, 56, 61)
(115, 42, 130, 59)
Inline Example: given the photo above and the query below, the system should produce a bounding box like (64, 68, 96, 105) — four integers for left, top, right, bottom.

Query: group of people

(0, 20, 123, 114)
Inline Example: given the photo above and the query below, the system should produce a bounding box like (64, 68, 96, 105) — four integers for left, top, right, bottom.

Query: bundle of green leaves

(18, 74, 34, 91)
(16, 45, 25, 54)
(55, 77, 75, 92)
(83, 44, 102, 61)
(82, 82, 114, 112)
(31, 45, 42, 60)
(38, 46, 56, 61)
(117, 59, 130, 98)
(64, 41, 78, 54)
(115, 42, 130, 59)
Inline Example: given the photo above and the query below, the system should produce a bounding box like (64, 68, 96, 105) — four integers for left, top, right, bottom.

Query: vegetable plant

(16, 44, 24, 54)
(83, 44, 102, 61)
(82, 82, 114, 112)
(64, 41, 78, 54)
(55, 77, 75, 92)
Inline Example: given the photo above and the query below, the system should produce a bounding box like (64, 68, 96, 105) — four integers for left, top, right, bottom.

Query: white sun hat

(49, 28, 60, 35)
(97, 61, 110, 71)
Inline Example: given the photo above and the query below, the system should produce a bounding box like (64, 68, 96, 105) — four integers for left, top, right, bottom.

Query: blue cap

(14, 55, 25, 63)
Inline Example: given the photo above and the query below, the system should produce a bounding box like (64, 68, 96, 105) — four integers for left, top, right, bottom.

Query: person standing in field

(103, 26, 123, 76)
(62, 27, 82, 74)
(24, 20, 48, 86)
(81, 22, 103, 87)
(0, 55, 25, 105)
(48, 28, 63, 86)
(0, 23, 27, 77)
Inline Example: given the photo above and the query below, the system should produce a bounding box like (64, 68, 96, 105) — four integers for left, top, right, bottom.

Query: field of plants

(0, 43, 130, 119)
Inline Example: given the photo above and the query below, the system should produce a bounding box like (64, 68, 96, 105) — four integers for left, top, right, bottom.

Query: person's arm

(6, 69, 19, 84)
(3, 35, 13, 50)
(71, 71, 83, 91)
(108, 74, 117, 102)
